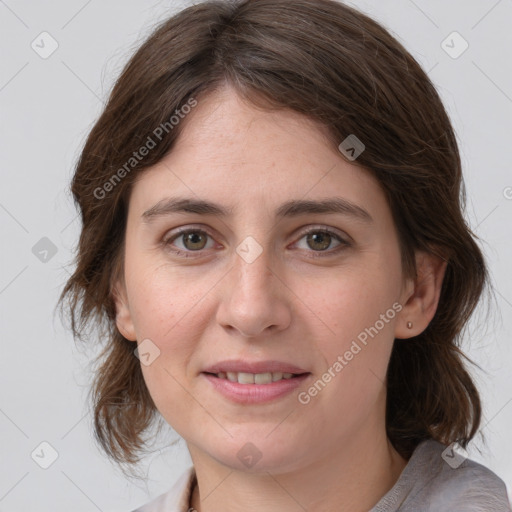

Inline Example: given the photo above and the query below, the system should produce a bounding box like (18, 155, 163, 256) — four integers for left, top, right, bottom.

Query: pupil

(308, 232, 330, 251)
(185, 232, 205, 250)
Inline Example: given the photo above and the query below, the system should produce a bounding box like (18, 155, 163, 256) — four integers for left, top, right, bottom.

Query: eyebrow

(141, 197, 373, 223)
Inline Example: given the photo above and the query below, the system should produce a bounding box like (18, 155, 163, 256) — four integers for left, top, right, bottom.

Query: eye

(294, 228, 349, 256)
(162, 226, 350, 259)
(163, 228, 216, 255)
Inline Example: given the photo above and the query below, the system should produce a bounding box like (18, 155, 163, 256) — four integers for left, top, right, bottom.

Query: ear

(111, 279, 137, 342)
(395, 250, 448, 339)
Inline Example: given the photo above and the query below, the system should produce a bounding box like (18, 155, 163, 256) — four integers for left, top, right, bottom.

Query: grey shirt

(133, 439, 511, 511)
(370, 439, 511, 511)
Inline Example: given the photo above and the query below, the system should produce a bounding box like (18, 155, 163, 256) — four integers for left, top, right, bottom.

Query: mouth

(201, 360, 311, 404)
(203, 371, 308, 385)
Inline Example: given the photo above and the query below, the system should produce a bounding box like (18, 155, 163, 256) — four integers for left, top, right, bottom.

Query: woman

(59, 0, 511, 510)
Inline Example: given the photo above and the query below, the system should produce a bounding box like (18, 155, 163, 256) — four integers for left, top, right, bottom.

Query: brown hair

(58, 0, 488, 473)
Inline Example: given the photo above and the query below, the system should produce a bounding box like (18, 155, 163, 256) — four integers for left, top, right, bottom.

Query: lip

(202, 359, 309, 374)
(202, 372, 311, 404)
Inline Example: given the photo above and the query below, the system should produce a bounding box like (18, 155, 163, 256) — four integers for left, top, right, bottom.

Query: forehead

(128, 87, 387, 220)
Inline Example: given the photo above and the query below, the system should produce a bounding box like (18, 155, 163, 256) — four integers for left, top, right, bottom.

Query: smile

(202, 371, 311, 404)
(210, 371, 299, 384)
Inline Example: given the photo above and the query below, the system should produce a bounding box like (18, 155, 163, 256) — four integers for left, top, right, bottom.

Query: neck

(188, 427, 408, 512)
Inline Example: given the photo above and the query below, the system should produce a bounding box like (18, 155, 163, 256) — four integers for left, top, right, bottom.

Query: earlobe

(395, 250, 448, 339)
(112, 281, 137, 342)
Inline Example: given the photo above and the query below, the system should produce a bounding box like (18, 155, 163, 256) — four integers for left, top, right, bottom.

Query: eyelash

(162, 226, 351, 259)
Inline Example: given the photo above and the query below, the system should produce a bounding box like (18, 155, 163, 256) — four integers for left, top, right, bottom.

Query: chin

(203, 436, 306, 474)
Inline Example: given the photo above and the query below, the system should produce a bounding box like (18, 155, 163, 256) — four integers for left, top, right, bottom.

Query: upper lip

(203, 360, 309, 374)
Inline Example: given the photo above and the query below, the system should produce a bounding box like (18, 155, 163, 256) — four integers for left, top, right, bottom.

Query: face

(114, 86, 416, 473)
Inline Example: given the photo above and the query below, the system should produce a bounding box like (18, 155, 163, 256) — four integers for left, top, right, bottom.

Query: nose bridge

(232, 237, 277, 303)
(216, 236, 291, 337)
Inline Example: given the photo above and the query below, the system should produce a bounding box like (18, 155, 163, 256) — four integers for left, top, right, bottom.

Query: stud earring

(406, 321, 413, 329)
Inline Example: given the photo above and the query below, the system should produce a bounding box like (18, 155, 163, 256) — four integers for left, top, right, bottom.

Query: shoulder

(372, 440, 511, 512)
(431, 441, 510, 511)
(130, 466, 196, 512)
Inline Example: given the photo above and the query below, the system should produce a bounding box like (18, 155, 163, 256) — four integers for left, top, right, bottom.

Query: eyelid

(289, 225, 351, 257)
(292, 224, 352, 244)
(163, 224, 213, 240)
(162, 225, 218, 247)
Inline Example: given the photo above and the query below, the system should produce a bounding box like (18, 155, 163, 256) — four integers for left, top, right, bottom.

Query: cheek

(126, 258, 209, 337)
(126, 261, 217, 361)
(308, 264, 399, 335)
(129, 267, 210, 435)
(302, 258, 401, 375)
(297, 274, 399, 422)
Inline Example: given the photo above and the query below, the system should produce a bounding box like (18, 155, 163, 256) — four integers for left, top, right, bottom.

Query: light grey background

(1, 0, 511, 510)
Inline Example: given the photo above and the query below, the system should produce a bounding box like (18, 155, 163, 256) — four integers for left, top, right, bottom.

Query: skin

(114, 86, 447, 511)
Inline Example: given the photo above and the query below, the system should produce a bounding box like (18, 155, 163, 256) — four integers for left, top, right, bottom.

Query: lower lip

(202, 373, 310, 404)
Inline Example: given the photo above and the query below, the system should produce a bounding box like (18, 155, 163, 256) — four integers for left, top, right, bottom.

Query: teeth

(254, 372, 272, 384)
(238, 372, 255, 384)
(216, 371, 297, 384)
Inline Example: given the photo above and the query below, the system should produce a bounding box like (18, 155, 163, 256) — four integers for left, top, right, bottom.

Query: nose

(215, 245, 292, 338)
